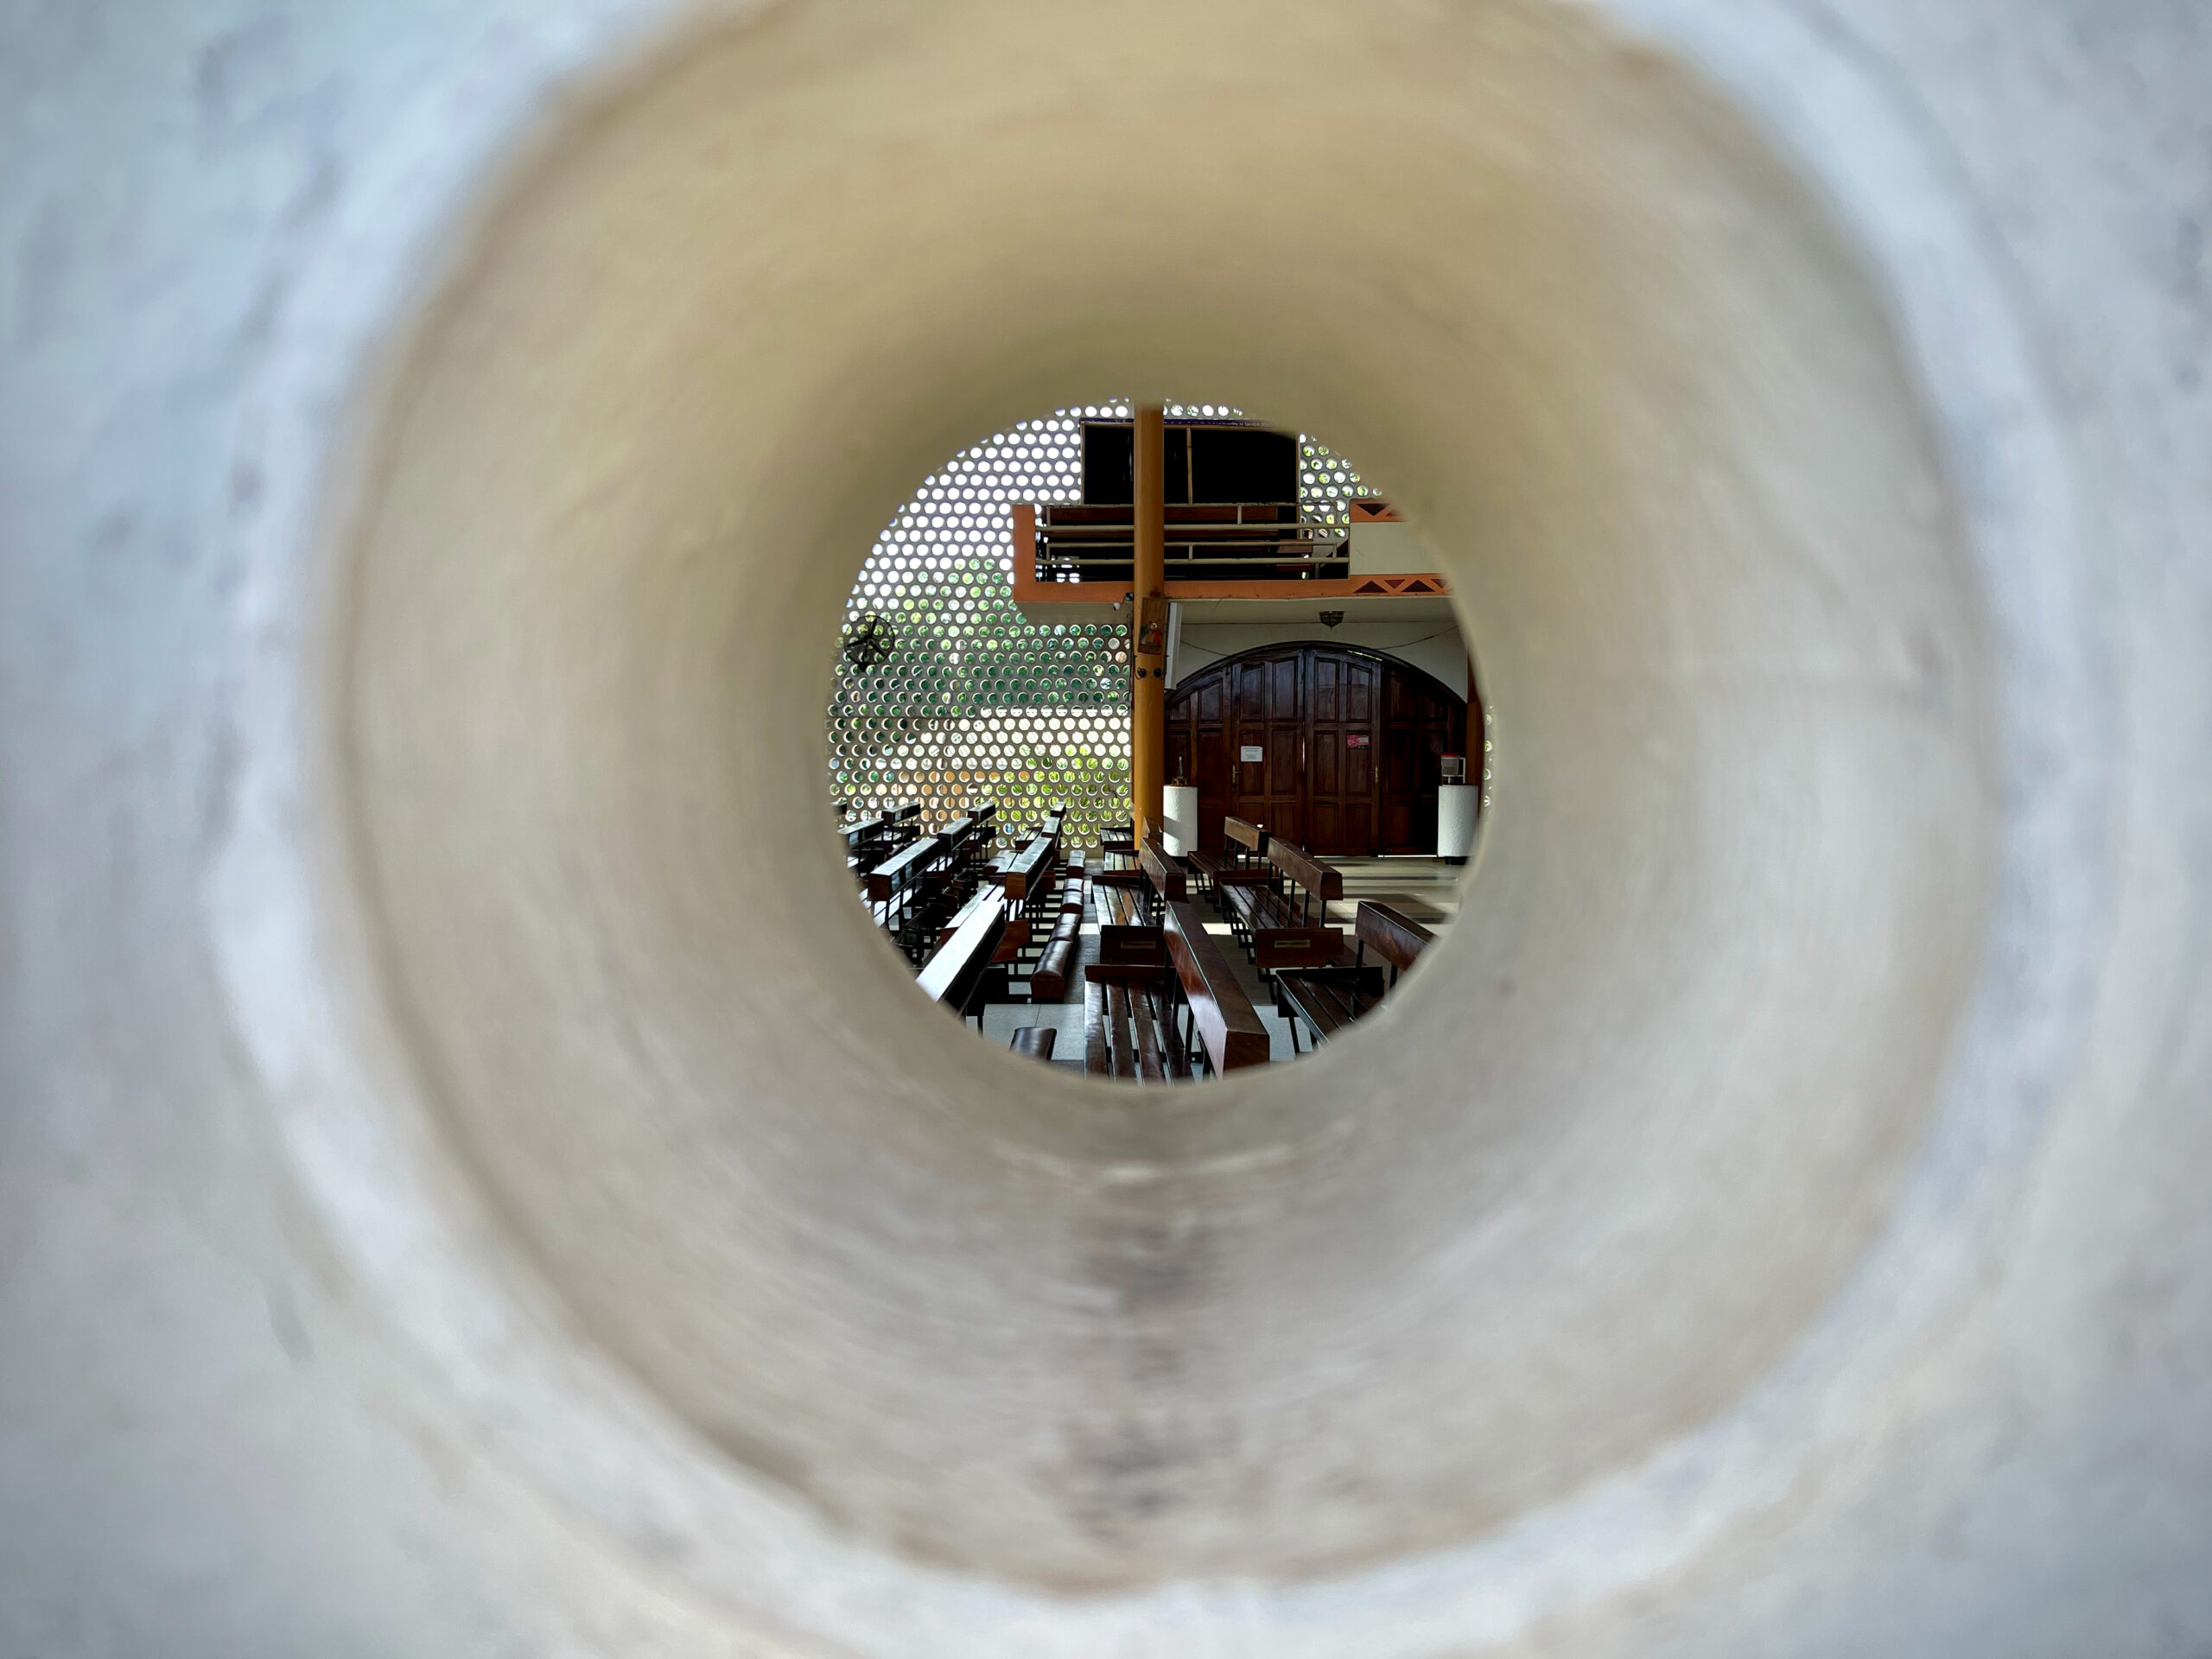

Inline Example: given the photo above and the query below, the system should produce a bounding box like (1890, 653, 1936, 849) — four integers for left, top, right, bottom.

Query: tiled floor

(975, 855, 1469, 1074)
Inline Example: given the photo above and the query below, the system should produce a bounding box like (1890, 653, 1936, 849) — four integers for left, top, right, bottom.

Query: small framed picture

(1135, 594, 1168, 656)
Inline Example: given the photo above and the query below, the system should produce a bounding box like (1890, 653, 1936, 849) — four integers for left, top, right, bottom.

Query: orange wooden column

(1131, 404, 1166, 839)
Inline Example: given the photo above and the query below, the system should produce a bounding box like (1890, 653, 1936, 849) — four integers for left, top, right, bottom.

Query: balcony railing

(1032, 502, 1350, 586)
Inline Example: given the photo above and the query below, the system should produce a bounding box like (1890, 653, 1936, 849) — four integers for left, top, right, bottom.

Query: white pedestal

(1437, 784, 1478, 863)
(1161, 785, 1200, 858)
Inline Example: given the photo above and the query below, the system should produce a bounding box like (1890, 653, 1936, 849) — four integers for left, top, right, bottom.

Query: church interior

(835, 404, 1485, 1077)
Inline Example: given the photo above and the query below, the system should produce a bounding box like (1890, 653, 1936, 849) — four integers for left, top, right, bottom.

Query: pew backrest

(1001, 831, 1056, 900)
(1138, 831, 1187, 903)
(1097, 925, 1166, 967)
(1267, 837, 1343, 921)
(866, 833, 943, 901)
(916, 890, 1007, 1015)
(1164, 899, 1271, 1073)
(1357, 901, 1433, 976)
(1224, 816, 1268, 857)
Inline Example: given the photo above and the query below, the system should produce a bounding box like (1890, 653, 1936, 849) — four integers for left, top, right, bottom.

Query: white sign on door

(1240, 745, 1264, 763)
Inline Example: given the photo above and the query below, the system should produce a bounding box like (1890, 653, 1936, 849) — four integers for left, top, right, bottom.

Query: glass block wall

(827, 402, 1376, 849)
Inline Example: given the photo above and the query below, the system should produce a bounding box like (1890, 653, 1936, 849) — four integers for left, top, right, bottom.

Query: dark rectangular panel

(1385, 728, 1417, 794)
(1236, 664, 1267, 721)
(1346, 661, 1376, 722)
(1164, 425, 1191, 505)
(1189, 426, 1298, 504)
(1082, 422, 1134, 504)
(1382, 798, 1413, 851)
(1313, 655, 1339, 722)
(1234, 726, 1268, 801)
(1346, 732, 1372, 794)
(1313, 730, 1340, 794)
(1311, 801, 1339, 852)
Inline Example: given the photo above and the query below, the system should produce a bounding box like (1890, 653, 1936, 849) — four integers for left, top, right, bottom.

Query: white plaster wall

(1173, 621, 1471, 699)
(2, 3, 2209, 1656)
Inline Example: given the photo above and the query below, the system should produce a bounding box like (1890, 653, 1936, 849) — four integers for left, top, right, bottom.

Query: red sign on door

(1345, 734, 1371, 748)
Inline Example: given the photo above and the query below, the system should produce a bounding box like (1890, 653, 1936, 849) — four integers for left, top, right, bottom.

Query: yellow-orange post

(1131, 404, 1166, 841)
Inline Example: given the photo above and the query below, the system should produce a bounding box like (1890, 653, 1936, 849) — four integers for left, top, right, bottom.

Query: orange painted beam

(1132, 406, 1166, 841)
(1014, 575, 1452, 604)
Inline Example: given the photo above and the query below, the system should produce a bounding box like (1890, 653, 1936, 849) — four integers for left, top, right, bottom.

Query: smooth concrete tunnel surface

(3, 2, 2210, 1656)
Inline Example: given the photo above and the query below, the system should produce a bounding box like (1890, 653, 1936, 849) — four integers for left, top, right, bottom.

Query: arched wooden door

(1164, 644, 1475, 855)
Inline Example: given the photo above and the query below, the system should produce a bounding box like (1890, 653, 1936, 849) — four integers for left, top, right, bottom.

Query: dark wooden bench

(1139, 828, 1188, 905)
(937, 805, 995, 888)
(1029, 859, 1090, 1002)
(1090, 830, 1185, 929)
(1083, 950, 1189, 1083)
(1009, 1027, 1058, 1060)
(936, 885, 1029, 962)
(867, 832, 947, 962)
(996, 830, 1057, 905)
(1093, 874, 1147, 928)
(1274, 901, 1430, 1051)
(1190, 815, 1274, 905)
(1163, 899, 1271, 1076)
(1219, 836, 1350, 971)
(843, 801, 921, 882)
(992, 828, 1062, 972)
(916, 884, 1007, 1027)
(1097, 817, 1136, 870)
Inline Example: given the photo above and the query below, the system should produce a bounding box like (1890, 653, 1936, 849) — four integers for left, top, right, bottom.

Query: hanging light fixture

(841, 612, 897, 673)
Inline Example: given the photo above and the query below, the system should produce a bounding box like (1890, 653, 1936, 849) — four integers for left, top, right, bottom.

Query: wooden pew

(1190, 815, 1274, 906)
(937, 805, 995, 890)
(1093, 872, 1147, 928)
(1139, 828, 1188, 905)
(998, 828, 1062, 976)
(867, 832, 944, 961)
(998, 830, 1058, 904)
(1354, 899, 1433, 990)
(1274, 901, 1428, 1051)
(1097, 817, 1136, 871)
(936, 885, 1029, 962)
(1030, 859, 1089, 1002)
(1220, 836, 1350, 970)
(1163, 899, 1271, 1076)
(1083, 944, 1187, 1083)
(843, 801, 921, 883)
(1090, 828, 1185, 932)
(916, 885, 1007, 1027)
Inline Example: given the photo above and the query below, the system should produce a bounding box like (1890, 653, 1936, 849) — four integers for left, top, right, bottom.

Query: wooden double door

(1165, 644, 1473, 856)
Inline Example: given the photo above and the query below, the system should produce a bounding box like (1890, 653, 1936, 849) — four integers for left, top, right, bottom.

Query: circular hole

(832, 403, 1480, 1083)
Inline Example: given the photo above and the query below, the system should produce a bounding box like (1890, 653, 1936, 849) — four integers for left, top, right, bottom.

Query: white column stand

(1438, 783, 1478, 864)
(1161, 784, 1200, 858)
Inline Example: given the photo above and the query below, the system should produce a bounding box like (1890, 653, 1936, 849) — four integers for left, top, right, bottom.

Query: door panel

(1235, 661, 1268, 721)
(1304, 653, 1378, 856)
(1312, 654, 1339, 723)
(1165, 644, 1471, 858)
